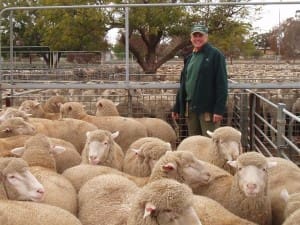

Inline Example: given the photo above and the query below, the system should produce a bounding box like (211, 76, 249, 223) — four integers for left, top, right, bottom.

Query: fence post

(276, 103, 286, 156)
(240, 90, 249, 151)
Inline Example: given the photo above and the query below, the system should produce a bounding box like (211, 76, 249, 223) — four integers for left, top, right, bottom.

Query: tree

(117, 0, 257, 74)
(267, 17, 300, 61)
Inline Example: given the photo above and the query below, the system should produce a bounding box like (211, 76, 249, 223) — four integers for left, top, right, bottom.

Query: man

(172, 24, 228, 136)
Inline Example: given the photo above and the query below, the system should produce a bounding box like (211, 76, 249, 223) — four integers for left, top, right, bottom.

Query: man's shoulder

(205, 43, 223, 55)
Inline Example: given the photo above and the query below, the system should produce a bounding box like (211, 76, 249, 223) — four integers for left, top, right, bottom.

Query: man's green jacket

(173, 43, 228, 116)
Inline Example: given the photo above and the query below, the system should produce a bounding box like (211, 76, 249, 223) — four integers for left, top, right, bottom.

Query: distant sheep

(81, 129, 124, 171)
(0, 117, 36, 138)
(177, 126, 242, 173)
(60, 101, 148, 152)
(95, 98, 177, 148)
(42, 95, 66, 113)
(123, 137, 172, 177)
(19, 100, 60, 120)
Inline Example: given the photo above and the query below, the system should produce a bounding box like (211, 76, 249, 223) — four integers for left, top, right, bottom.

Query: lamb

(63, 151, 211, 192)
(81, 129, 124, 171)
(267, 157, 300, 225)
(11, 134, 78, 215)
(60, 101, 148, 151)
(95, 98, 177, 148)
(177, 126, 242, 173)
(0, 201, 82, 225)
(123, 137, 172, 177)
(127, 178, 202, 225)
(0, 157, 44, 201)
(78, 174, 139, 225)
(19, 99, 60, 120)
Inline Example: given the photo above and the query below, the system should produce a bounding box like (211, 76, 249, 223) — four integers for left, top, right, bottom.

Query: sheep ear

(162, 162, 176, 172)
(33, 101, 40, 107)
(227, 160, 238, 168)
(207, 130, 213, 137)
(131, 148, 142, 156)
(86, 131, 91, 138)
(280, 189, 290, 202)
(143, 202, 156, 219)
(11, 147, 26, 156)
(267, 161, 277, 168)
(2, 128, 12, 133)
(50, 146, 66, 155)
(111, 131, 119, 139)
(114, 102, 119, 107)
(165, 142, 171, 148)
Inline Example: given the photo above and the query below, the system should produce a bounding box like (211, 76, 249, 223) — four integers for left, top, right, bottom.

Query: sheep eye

(238, 167, 242, 171)
(262, 168, 267, 172)
(8, 175, 15, 179)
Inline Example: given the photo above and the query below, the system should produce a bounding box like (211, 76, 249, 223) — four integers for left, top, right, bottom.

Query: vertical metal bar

(240, 90, 249, 150)
(249, 93, 255, 151)
(125, 6, 129, 83)
(0, 20, 2, 108)
(277, 103, 286, 155)
(9, 11, 14, 106)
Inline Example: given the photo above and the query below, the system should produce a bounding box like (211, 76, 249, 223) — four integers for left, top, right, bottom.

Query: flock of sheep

(0, 94, 300, 225)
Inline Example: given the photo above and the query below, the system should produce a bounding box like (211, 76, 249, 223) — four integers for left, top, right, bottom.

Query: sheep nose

(247, 183, 257, 190)
(37, 188, 45, 194)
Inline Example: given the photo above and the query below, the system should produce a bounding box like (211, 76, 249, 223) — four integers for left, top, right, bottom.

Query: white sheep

(280, 189, 300, 225)
(63, 151, 211, 192)
(78, 174, 139, 225)
(0, 201, 82, 225)
(123, 137, 172, 177)
(19, 100, 60, 120)
(281, 189, 300, 221)
(0, 117, 36, 138)
(29, 117, 98, 153)
(0, 134, 81, 173)
(127, 179, 202, 225)
(225, 151, 276, 225)
(0, 157, 44, 201)
(11, 134, 78, 215)
(193, 195, 257, 225)
(81, 129, 124, 171)
(267, 157, 300, 225)
(177, 126, 242, 173)
(60, 101, 148, 152)
(95, 98, 177, 148)
(193, 151, 276, 225)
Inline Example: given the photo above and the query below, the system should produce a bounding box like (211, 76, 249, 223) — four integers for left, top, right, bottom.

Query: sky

(252, 1, 300, 33)
(106, 1, 300, 43)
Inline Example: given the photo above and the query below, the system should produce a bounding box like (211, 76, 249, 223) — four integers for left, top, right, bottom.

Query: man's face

(190, 32, 208, 50)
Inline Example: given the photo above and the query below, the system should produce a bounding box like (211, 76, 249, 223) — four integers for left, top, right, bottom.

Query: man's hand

(213, 114, 223, 123)
(171, 112, 179, 120)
